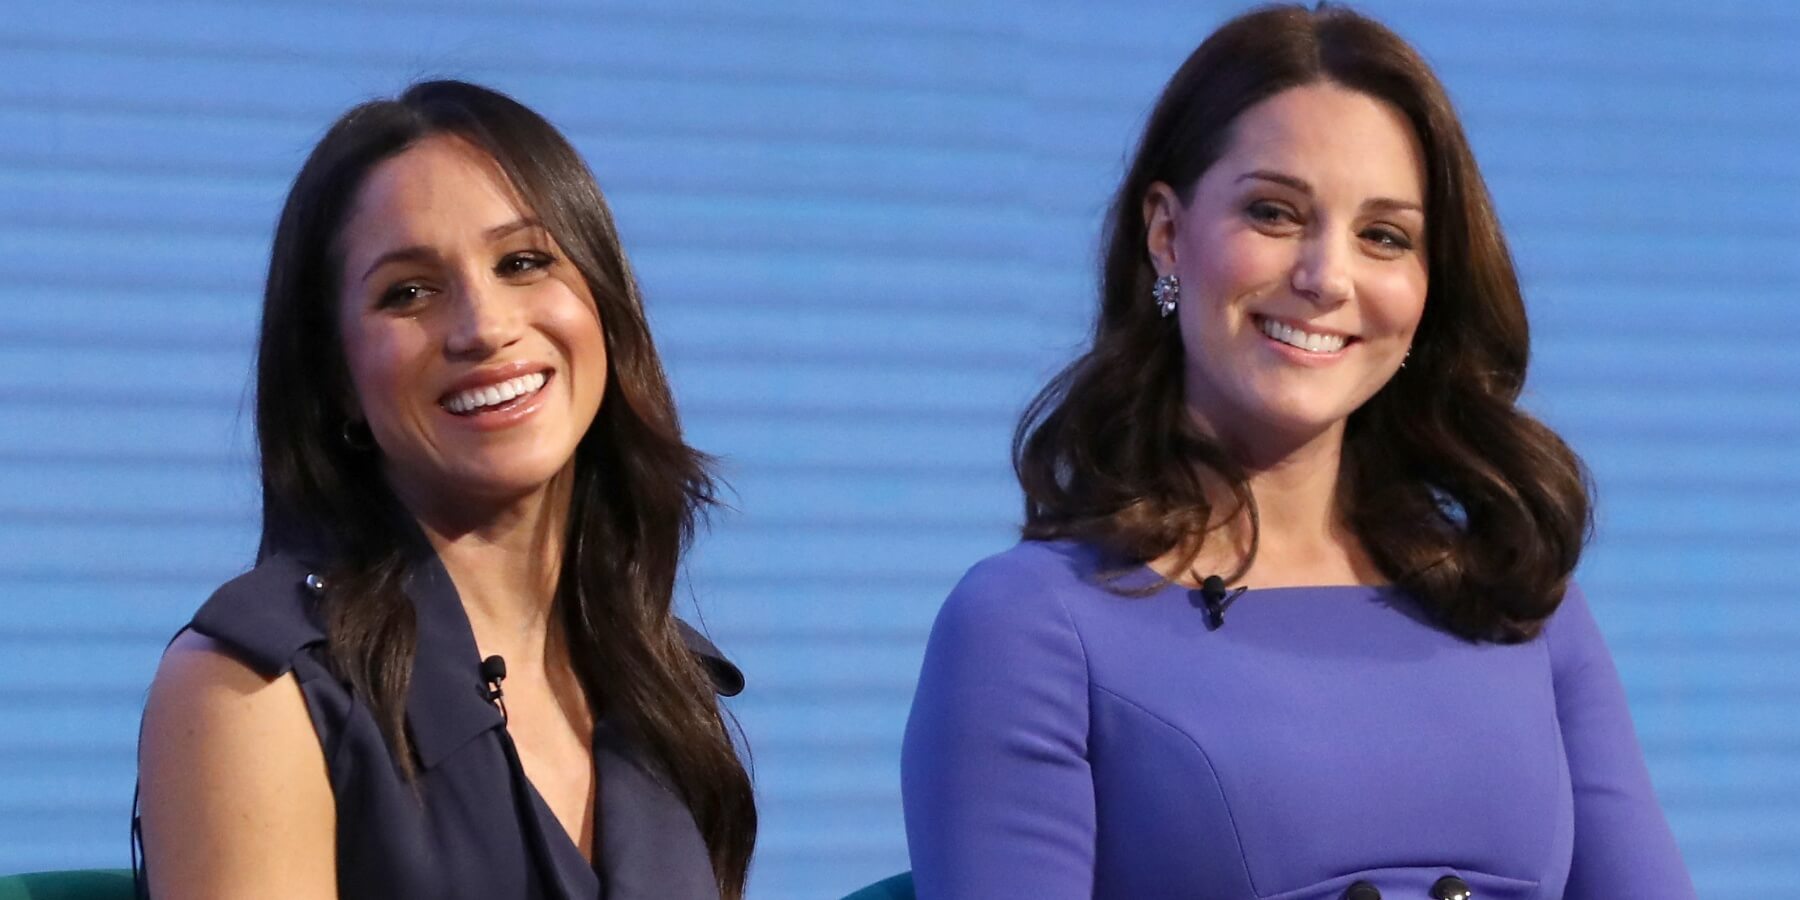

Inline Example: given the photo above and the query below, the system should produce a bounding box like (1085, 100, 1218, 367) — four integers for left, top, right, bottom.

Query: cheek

(1186, 227, 1289, 312)
(539, 288, 608, 398)
(1365, 264, 1429, 337)
(339, 317, 430, 419)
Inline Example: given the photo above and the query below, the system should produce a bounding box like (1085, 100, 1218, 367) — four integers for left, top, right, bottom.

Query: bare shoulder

(139, 630, 337, 899)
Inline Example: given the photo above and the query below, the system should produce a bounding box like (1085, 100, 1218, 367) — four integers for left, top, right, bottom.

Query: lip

(436, 361, 555, 432)
(437, 360, 554, 405)
(1251, 313, 1357, 340)
(1252, 314, 1356, 367)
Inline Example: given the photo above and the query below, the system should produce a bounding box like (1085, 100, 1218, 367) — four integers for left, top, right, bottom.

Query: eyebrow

(358, 218, 546, 284)
(1236, 170, 1423, 214)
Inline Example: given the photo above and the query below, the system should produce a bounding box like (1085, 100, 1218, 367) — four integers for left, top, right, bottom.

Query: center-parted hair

(1015, 4, 1592, 641)
(255, 80, 754, 895)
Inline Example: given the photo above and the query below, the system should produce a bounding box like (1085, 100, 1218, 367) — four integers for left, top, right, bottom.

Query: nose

(444, 275, 522, 358)
(1290, 233, 1353, 307)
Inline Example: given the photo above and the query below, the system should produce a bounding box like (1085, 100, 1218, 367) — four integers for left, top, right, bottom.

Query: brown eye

(1361, 226, 1414, 252)
(1245, 201, 1295, 225)
(379, 282, 433, 308)
(496, 251, 555, 277)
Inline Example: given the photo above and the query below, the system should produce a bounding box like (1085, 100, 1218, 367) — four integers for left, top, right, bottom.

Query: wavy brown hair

(255, 81, 754, 894)
(1015, 4, 1591, 641)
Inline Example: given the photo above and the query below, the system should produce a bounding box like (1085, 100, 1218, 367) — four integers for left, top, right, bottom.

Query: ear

(334, 365, 365, 425)
(1142, 181, 1184, 278)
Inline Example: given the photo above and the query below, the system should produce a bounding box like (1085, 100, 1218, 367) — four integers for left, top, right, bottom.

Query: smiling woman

(902, 5, 1696, 899)
(133, 81, 753, 900)
(335, 135, 609, 522)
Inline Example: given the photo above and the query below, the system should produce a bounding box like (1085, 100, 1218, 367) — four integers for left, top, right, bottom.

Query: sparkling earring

(1152, 274, 1181, 318)
(341, 418, 375, 452)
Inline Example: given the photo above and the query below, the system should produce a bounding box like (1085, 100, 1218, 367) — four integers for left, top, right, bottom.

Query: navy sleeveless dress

(138, 543, 742, 900)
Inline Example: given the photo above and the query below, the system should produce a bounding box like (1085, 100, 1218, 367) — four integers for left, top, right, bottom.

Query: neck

(392, 466, 575, 661)
(1163, 406, 1377, 587)
(1238, 428, 1347, 551)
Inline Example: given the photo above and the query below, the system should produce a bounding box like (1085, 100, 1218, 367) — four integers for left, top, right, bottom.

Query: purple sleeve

(901, 555, 1096, 899)
(1547, 585, 1697, 898)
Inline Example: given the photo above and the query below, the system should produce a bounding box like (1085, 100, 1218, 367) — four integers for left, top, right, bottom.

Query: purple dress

(901, 541, 1694, 899)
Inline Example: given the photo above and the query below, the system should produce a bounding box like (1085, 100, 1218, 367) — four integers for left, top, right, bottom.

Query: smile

(1255, 316, 1352, 354)
(442, 371, 549, 415)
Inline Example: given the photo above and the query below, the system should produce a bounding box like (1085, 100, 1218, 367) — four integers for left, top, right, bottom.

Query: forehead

(1211, 81, 1426, 202)
(338, 135, 533, 259)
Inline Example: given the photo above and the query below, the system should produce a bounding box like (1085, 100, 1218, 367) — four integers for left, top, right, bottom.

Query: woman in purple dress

(902, 6, 1694, 898)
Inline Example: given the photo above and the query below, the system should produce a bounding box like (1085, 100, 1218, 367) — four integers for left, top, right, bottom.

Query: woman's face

(334, 134, 607, 517)
(1145, 81, 1429, 460)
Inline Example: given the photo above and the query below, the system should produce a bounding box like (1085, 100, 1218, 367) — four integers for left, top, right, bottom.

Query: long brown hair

(1015, 4, 1591, 641)
(255, 80, 754, 894)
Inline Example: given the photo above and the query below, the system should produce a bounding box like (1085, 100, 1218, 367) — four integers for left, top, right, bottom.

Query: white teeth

(444, 372, 547, 414)
(1258, 318, 1347, 353)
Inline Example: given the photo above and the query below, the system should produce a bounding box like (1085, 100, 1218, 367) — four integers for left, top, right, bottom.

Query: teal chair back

(0, 870, 135, 900)
(841, 871, 914, 900)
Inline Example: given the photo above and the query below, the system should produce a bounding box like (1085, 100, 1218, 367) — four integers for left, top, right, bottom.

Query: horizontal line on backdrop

(8, 140, 1798, 211)
(0, 508, 254, 527)
(216, 0, 1017, 41)
(1586, 534, 1800, 552)
(1654, 838, 1800, 861)
(0, 800, 135, 818)
(0, 270, 1067, 313)
(3, 328, 253, 353)
(0, 390, 245, 413)
(1615, 636, 1800, 654)
(0, 94, 1029, 157)
(1643, 737, 1800, 755)
(728, 734, 897, 754)
(0, 568, 957, 590)
(1659, 789, 1800, 809)
(713, 460, 1001, 479)
(0, 564, 957, 585)
(2, 687, 155, 707)
(0, 150, 1035, 207)
(0, 741, 131, 759)
(3, 174, 1044, 225)
(1634, 686, 1800, 703)
(0, 625, 188, 642)
(739, 785, 899, 806)
(0, 507, 1002, 532)
(4, 38, 1026, 103)
(0, 449, 1000, 479)
(0, 571, 235, 588)
(6, 224, 1044, 271)
(1032, 11, 1800, 56)
(719, 625, 929, 643)
(0, 451, 251, 469)
(731, 685, 917, 704)
(6, 335, 1054, 375)
(0, 565, 249, 583)
(732, 836, 906, 860)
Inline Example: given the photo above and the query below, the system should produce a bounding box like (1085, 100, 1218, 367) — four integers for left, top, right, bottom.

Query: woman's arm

(901, 553, 1095, 899)
(1547, 586, 1697, 898)
(138, 630, 338, 899)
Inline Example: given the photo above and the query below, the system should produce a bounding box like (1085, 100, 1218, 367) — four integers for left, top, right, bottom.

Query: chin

(442, 454, 573, 499)
(1234, 398, 1362, 446)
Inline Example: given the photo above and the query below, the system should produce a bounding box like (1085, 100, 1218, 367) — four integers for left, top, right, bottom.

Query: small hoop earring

(1152, 274, 1181, 318)
(341, 419, 375, 452)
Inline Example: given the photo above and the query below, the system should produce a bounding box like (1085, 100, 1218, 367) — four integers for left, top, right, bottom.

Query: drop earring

(341, 418, 375, 452)
(1152, 274, 1181, 318)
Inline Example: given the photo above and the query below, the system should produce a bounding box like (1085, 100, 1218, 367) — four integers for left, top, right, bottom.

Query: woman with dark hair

(135, 80, 754, 899)
(902, 6, 1692, 898)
